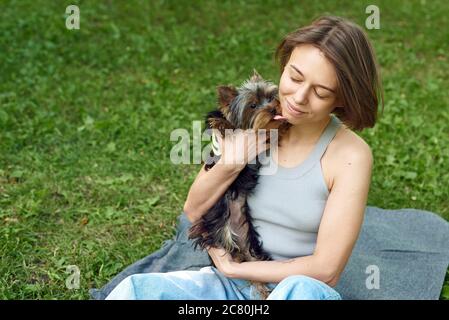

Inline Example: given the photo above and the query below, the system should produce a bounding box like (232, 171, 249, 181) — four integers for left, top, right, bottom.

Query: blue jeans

(105, 266, 341, 300)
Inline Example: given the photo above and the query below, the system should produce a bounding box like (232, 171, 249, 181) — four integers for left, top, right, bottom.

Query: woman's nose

(293, 86, 308, 105)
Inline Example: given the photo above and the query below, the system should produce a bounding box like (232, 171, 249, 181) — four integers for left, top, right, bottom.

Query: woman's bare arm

(183, 160, 243, 224)
(183, 130, 270, 224)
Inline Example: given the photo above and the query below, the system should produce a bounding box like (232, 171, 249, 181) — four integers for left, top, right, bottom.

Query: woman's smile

(285, 99, 309, 117)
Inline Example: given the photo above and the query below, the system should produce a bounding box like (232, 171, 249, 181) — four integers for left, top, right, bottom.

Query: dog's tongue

(273, 115, 287, 120)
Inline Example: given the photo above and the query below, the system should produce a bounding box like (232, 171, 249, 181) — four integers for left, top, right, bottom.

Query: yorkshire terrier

(188, 70, 291, 299)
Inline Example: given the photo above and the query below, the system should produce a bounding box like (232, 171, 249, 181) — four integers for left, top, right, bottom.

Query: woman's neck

(283, 115, 332, 146)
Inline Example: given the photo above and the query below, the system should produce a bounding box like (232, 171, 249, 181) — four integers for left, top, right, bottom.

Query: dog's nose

(270, 108, 277, 115)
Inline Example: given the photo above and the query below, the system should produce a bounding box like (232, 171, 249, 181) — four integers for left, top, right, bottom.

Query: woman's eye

(291, 77, 303, 83)
(314, 91, 328, 99)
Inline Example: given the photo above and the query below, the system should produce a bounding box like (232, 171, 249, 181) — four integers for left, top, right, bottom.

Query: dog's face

(217, 70, 287, 130)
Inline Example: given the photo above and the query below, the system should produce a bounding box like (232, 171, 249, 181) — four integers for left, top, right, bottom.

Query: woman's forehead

(287, 45, 337, 88)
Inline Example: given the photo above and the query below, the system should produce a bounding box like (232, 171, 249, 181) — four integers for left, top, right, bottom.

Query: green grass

(0, 0, 448, 299)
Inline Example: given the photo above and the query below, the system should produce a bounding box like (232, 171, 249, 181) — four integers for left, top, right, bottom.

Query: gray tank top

(247, 115, 342, 260)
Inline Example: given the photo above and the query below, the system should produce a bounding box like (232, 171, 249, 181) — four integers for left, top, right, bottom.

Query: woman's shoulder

(334, 125, 372, 157)
(327, 125, 373, 172)
(323, 125, 373, 192)
(319, 122, 372, 192)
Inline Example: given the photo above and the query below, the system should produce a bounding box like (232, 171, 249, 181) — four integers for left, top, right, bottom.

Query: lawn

(0, 0, 448, 299)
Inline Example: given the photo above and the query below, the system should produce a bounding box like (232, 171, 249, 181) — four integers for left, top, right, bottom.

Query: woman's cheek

(279, 79, 295, 96)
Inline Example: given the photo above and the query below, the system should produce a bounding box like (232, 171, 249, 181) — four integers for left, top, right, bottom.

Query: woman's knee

(272, 275, 341, 300)
(282, 274, 321, 286)
(107, 273, 162, 300)
(106, 275, 137, 299)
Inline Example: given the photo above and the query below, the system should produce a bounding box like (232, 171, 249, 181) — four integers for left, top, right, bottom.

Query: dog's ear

(250, 69, 263, 82)
(217, 85, 238, 114)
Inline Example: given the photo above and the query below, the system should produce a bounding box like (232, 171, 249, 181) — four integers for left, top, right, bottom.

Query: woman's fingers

(217, 129, 272, 166)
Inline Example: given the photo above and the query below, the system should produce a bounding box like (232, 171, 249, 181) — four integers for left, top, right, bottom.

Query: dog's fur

(188, 70, 291, 299)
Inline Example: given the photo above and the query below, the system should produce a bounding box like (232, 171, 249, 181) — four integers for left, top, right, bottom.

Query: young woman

(106, 15, 383, 300)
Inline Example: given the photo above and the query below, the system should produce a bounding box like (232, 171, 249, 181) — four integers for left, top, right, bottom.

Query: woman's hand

(207, 246, 239, 278)
(215, 129, 270, 171)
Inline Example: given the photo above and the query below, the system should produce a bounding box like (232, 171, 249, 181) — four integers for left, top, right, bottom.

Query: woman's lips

(286, 100, 308, 116)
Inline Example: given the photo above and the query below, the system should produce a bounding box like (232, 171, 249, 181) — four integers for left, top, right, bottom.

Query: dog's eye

(250, 103, 257, 109)
(267, 96, 274, 102)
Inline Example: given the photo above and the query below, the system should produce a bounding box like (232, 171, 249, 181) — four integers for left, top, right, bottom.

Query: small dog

(188, 70, 291, 299)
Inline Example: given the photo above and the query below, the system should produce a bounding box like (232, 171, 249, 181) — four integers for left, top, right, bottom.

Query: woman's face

(278, 44, 341, 125)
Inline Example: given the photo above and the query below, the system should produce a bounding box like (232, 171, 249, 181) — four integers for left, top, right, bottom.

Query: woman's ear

(331, 102, 344, 113)
(332, 96, 344, 109)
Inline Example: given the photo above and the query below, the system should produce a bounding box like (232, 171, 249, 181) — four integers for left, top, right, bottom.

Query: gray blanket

(90, 206, 449, 300)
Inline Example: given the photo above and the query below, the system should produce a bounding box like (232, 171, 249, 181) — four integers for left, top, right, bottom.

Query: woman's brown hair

(275, 16, 384, 131)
